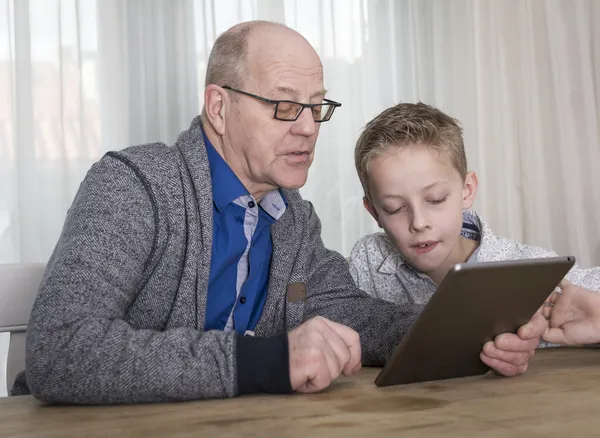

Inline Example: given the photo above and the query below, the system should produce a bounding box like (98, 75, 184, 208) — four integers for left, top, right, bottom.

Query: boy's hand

(479, 311, 547, 376)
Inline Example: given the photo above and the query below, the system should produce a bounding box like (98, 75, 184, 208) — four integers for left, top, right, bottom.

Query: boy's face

(364, 145, 477, 278)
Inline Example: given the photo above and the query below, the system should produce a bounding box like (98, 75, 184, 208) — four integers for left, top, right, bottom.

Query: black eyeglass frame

(222, 85, 342, 122)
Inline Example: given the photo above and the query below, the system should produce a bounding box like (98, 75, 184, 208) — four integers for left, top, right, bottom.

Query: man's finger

(318, 323, 352, 377)
(299, 360, 332, 393)
(319, 318, 362, 375)
(321, 342, 344, 381)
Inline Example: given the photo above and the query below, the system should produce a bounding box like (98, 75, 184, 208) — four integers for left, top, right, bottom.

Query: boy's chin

(404, 256, 444, 276)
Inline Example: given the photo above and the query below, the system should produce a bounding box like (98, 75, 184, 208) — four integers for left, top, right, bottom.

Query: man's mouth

(285, 151, 311, 165)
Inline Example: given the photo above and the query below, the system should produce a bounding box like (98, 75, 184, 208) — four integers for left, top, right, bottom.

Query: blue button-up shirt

(202, 129, 287, 334)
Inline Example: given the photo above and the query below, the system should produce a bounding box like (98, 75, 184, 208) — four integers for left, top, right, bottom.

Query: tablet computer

(374, 256, 576, 387)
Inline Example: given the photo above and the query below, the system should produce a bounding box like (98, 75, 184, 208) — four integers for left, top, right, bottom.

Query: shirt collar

(202, 124, 287, 218)
(465, 210, 497, 263)
(378, 250, 403, 274)
(260, 190, 287, 220)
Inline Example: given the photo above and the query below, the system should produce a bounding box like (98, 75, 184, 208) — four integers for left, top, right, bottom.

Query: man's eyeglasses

(222, 85, 341, 123)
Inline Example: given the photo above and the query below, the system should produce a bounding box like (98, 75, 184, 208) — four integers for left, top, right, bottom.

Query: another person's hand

(288, 316, 362, 393)
(542, 279, 600, 345)
(480, 311, 547, 376)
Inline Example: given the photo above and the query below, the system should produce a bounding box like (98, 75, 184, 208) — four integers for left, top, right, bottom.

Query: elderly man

(13, 21, 545, 403)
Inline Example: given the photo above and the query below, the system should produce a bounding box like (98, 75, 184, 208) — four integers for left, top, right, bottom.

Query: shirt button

(248, 201, 255, 208)
(239, 296, 247, 304)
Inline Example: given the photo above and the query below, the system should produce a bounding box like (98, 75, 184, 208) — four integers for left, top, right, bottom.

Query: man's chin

(275, 174, 309, 190)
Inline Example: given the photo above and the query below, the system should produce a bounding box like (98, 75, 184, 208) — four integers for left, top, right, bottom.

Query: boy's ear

(462, 171, 478, 210)
(363, 196, 383, 228)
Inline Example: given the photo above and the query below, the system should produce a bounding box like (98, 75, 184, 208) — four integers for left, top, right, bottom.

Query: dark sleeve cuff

(236, 332, 293, 395)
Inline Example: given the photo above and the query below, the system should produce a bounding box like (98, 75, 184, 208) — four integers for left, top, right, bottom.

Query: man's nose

(291, 107, 317, 137)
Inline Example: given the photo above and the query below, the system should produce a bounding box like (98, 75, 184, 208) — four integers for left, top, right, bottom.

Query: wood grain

(1, 347, 599, 437)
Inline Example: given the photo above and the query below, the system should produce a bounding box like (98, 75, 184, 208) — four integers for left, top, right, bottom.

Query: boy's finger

(517, 312, 547, 340)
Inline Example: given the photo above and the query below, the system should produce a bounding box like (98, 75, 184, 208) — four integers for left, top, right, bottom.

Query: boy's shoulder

(349, 231, 398, 267)
(470, 210, 556, 262)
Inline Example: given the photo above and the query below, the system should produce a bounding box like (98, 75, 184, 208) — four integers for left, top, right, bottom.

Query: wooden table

(1, 348, 599, 437)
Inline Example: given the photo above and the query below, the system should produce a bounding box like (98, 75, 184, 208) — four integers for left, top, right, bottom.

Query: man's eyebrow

(312, 89, 328, 99)
(274, 86, 299, 98)
(275, 86, 328, 100)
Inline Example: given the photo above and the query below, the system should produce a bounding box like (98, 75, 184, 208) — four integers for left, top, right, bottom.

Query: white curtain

(1, 0, 600, 266)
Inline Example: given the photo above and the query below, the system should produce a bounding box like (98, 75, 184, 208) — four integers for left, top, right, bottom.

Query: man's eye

(277, 102, 295, 114)
(276, 102, 303, 119)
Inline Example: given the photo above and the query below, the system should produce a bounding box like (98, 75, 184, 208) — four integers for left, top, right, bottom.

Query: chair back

(0, 263, 45, 395)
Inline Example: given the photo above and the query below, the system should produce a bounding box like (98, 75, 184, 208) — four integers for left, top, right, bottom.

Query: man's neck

(201, 120, 273, 202)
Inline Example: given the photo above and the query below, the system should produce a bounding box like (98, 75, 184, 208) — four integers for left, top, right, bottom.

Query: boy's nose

(409, 210, 431, 233)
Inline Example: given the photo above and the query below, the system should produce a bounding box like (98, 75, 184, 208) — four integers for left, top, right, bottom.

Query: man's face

(223, 29, 325, 195)
(364, 145, 476, 279)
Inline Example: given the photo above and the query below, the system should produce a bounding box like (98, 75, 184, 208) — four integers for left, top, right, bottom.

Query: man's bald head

(201, 20, 330, 199)
(204, 21, 317, 89)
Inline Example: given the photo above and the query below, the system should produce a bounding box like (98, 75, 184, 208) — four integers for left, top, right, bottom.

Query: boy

(349, 102, 600, 310)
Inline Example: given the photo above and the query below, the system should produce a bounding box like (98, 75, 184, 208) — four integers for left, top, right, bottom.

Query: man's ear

(363, 196, 383, 228)
(462, 171, 478, 210)
(204, 85, 227, 135)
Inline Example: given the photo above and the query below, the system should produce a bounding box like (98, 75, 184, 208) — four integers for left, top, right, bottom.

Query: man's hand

(542, 279, 600, 345)
(480, 311, 547, 376)
(288, 316, 362, 393)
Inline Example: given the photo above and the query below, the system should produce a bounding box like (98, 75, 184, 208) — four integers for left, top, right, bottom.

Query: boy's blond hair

(355, 102, 468, 202)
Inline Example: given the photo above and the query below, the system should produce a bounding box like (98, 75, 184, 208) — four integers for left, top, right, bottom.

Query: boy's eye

(428, 196, 448, 205)
(386, 205, 406, 214)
